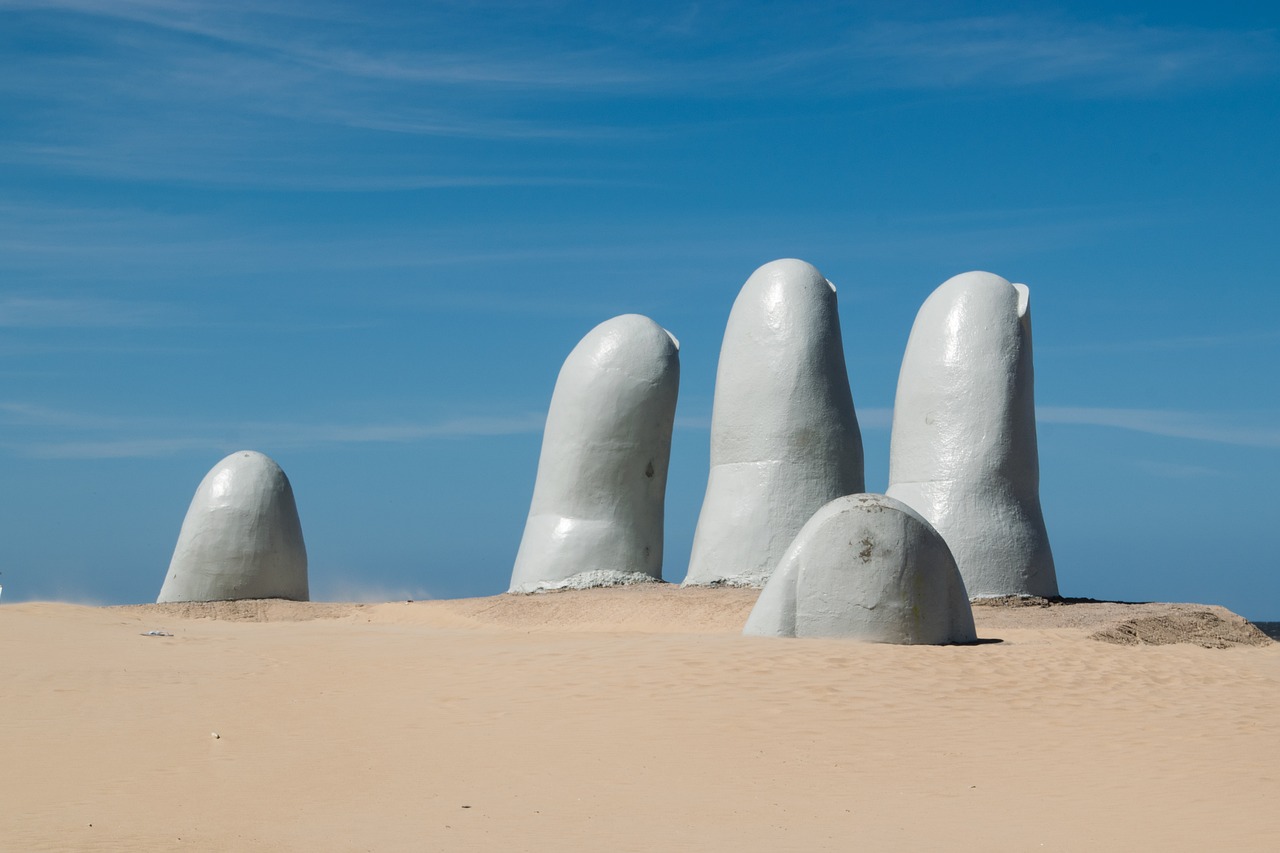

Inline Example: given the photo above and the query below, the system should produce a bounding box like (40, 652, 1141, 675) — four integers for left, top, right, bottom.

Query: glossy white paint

(157, 450, 308, 603)
(684, 259, 864, 587)
(886, 271, 1058, 598)
(744, 493, 976, 643)
(509, 314, 680, 593)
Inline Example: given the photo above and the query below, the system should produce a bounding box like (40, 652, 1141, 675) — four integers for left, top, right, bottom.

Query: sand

(2, 586, 1277, 851)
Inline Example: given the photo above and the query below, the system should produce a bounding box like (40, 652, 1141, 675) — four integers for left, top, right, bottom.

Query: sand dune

(2, 587, 1277, 851)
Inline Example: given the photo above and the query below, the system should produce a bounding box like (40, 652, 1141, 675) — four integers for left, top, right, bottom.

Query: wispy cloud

(1, 4, 1274, 188)
(1041, 329, 1280, 355)
(0, 199, 646, 286)
(25, 437, 223, 459)
(0, 3, 648, 189)
(0, 401, 133, 428)
(0, 296, 175, 328)
(0, 400, 546, 459)
(673, 414, 711, 431)
(0, 143, 611, 191)
(19, 2, 1273, 95)
(1130, 459, 1230, 480)
(1, 0, 666, 92)
(839, 16, 1277, 94)
(857, 407, 893, 430)
(1039, 406, 1280, 449)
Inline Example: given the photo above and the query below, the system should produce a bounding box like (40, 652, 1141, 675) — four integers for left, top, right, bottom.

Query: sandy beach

(2, 586, 1277, 851)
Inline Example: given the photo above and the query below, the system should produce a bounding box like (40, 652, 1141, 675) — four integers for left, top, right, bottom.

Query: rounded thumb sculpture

(157, 450, 309, 603)
(684, 258, 864, 587)
(509, 314, 680, 593)
(744, 494, 976, 644)
(886, 271, 1058, 599)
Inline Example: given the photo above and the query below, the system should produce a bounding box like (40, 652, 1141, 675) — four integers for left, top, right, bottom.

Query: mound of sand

(970, 596, 1273, 647)
(1089, 608, 1271, 648)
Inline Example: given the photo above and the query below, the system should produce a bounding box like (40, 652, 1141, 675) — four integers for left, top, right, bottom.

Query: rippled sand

(2, 587, 1276, 851)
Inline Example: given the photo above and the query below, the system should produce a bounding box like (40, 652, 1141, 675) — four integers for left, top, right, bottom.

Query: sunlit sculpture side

(157, 450, 309, 602)
(886, 271, 1058, 598)
(684, 258, 864, 587)
(509, 314, 680, 592)
(744, 493, 976, 644)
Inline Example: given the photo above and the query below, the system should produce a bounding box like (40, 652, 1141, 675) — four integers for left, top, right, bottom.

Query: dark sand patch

(971, 596, 1271, 647)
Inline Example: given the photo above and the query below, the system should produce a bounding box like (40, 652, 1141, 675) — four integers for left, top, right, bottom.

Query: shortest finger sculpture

(509, 314, 680, 593)
(744, 494, 976, 644)
(157, 450, 308, 603)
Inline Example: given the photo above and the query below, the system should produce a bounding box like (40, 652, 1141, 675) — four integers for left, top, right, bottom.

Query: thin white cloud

(842, 203, 1164, 261)
(1, 401, 547, 459)
(0, 199, 654, 285)
(0, 143, 611, 191)
(838, 16, 1277, 94)
(0, 401, 133, 428)
(1130, 459, 1230, 480)
(23, 437, 224, 459)
(3, 5, 1272, 188)
(241, 413, 549, 444)
(1038, 406, 1280, 448)
(857, 407, 893, 430)
(0, 296, 173, 328)
(673, 414, 711, 431)
(1, 0, 661, 91)
(1041, 329, 1280, 355)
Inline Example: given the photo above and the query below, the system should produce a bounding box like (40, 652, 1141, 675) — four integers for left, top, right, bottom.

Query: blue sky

(1, 1, 1277, 618)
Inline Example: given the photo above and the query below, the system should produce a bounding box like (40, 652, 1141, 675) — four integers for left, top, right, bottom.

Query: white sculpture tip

(1013, 282, 1031, 318)
(754, 257, 822, 278)
(945, 270, 1009, 287)
(939, 271, 1030, 319)
(597, 314, 679, 350)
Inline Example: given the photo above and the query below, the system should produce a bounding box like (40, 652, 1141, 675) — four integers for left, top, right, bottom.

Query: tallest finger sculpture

(886, 271, 1058, 598)
(684, 259, 864, 587)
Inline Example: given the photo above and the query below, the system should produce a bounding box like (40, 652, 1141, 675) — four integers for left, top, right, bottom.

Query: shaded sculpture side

(157, 450, 308, 603)
(684, 258, 864, 587)
(509, 314, 680, 593)
(886, 271, 1058, 598)
(744, 493, 976, 644)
